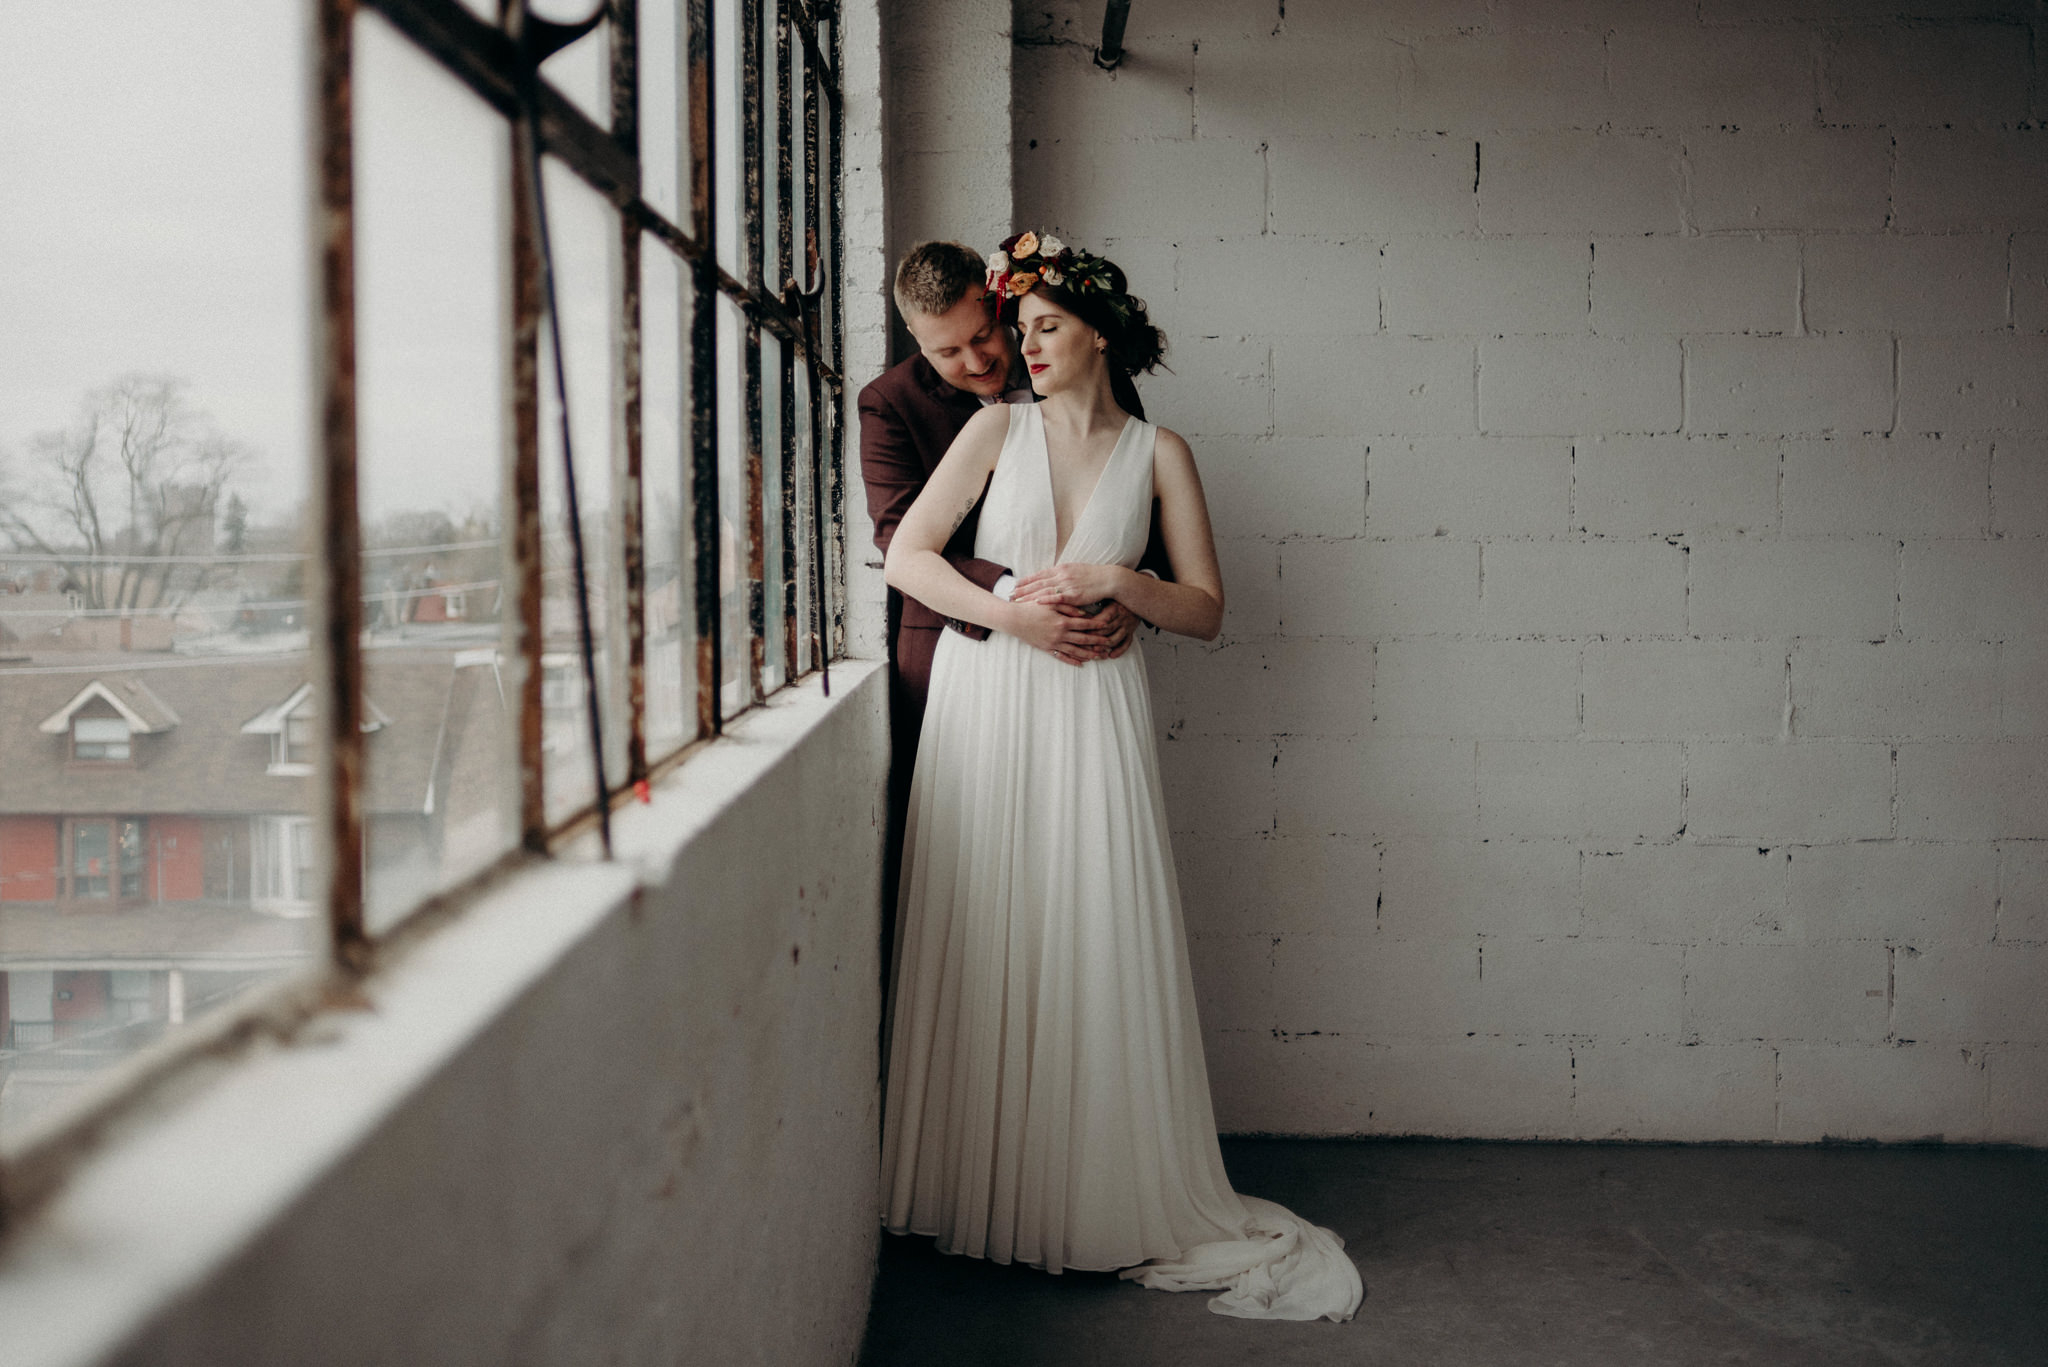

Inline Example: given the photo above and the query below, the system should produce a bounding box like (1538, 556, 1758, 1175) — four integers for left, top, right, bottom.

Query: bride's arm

(882, 408, 1111, 660)
(1013, 428, 1225, 642)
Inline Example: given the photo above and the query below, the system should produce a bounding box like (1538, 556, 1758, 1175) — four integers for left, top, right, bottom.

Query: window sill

(0, 659, 887, 1367)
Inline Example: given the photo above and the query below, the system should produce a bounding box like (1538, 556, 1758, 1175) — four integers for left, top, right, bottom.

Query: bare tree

(0, 375, 247, 611)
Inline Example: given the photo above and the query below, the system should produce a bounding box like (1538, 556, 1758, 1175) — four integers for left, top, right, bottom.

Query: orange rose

(1008, 270, 1039, 296)
(1012, 230, 1040, 258)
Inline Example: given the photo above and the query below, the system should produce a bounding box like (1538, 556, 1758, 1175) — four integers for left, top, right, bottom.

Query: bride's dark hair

(989, 233, 1168, 378)
(1034, 265, 1168, 378)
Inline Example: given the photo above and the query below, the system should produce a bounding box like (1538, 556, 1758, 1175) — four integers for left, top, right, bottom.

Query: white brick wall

(998, 0, 2048, 1143)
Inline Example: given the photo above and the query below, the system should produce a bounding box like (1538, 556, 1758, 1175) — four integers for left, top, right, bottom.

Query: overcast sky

(0, 1, 623, 530)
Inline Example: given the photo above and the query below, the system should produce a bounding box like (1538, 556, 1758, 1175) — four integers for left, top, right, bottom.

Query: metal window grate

(316, 0, 845, 955)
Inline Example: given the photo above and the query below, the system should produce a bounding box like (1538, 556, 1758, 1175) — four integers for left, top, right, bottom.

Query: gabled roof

(241, 683, 392, 736)
(1, 651, 507, 819)
(36, 678, 181, 735)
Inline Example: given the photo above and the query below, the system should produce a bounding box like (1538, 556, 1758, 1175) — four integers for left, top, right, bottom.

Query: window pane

(761, 329, 786, 693)
(0, 0, 321, 1144)
(539, 160, 626, 823)
(712, 0, 743, 276)
(716, 294, 750, 716)
(761, 0, 781, 287)
(639, 0, 685, 226)
(354, 12, 519, 934)
(537, 4, 613, 133)
(793, 356, 815, 678)
(642, 238, 696, 758)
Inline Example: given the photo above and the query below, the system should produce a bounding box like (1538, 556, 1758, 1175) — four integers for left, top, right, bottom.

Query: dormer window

(73, 716, 132, 761)
(40, 678, 177, 760)
(242, 681, 386, 776)
(284, 712, 315, 767)
(264, 697, 318, 776)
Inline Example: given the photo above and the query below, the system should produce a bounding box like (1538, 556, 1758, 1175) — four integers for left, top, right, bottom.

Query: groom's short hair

(893, 241, 985, 320)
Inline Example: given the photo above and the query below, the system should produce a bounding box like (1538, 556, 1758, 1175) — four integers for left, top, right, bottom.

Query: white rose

(1040, 235, 1066, 258)
(986, 250, 1009, 272)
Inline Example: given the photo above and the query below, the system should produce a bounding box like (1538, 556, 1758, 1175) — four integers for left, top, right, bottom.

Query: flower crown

(984, 230, 1134, 330)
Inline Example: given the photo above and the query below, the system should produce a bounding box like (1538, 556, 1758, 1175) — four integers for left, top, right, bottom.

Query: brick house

(0, 653, 507, 913)
(0, 650, 508, 1102)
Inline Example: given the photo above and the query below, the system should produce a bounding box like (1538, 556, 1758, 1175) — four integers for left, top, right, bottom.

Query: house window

(283, 712, 316, 769)
(252, 816, 317, 912)
(65, 818, 147, 900)
(73, 716, 133, 762)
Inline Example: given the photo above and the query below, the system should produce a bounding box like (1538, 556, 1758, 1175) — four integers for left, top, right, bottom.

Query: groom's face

(906, 290, 1013, 399)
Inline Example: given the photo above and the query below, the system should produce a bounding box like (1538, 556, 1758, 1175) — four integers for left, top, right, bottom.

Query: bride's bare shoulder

(1150, 425, 1196, 467)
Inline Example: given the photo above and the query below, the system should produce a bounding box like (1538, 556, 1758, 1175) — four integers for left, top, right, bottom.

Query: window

(284, 713, 316, 768)
(0, 0, 844, 1151)
(72, 717, 132, 763)
(252, 816, 317, 913)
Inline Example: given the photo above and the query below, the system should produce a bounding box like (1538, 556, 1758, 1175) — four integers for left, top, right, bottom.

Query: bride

(880, 232, 1362, 1323)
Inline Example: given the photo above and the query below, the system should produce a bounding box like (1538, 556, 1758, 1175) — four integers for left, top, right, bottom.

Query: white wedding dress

(881, 403, 1362, 1323)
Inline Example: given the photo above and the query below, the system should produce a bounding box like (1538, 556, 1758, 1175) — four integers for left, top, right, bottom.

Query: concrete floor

(860, 1139, 2048, 1366)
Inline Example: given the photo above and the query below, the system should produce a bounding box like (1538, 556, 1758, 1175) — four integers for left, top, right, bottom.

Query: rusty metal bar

(798, 0, 826, 690)
(516, 44, 614, 858)
(613, 0, 648, 791)
(635, 207, 838, 372)
(510, 117, 547, 852)
(775, 0, 799, 683)
(687, 0, 721, 737)
(316, 0, 369, 968)
(824, 3, 845, 661)
(786, 0, 838, 100)
(366, 0, 635, 203)
(741, 0, 766, 701)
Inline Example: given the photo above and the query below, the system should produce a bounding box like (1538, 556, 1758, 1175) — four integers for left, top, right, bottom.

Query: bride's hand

(1004, 601, 1109, 666)
(1011, 564, 1126, 610)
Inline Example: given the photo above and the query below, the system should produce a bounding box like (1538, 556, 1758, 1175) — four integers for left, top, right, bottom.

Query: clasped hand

(1007, 565, 1136, 667)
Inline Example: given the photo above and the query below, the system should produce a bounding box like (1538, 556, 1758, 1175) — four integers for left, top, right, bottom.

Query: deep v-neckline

(1043, 409, 1137, 562)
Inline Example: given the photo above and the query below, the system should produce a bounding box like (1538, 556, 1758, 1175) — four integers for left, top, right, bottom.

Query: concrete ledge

(0, 661, 889, 1367)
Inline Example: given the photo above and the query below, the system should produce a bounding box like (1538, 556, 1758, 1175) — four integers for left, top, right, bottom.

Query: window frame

(314, 0, 847, 957)
(70, 716, 135, 764)
(0, 0, 845, 1209)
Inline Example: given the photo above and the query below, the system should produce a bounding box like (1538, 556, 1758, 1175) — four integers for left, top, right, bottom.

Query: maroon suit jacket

(858, 353, 1008, 669)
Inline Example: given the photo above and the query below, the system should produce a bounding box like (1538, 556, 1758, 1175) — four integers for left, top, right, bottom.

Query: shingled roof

(0, 651, 508, 820)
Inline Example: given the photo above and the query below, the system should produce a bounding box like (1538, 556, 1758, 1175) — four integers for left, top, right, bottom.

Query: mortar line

(1260, 139, 1272, 235)
(1781, 647, 1794, 741)
(1678, 135, 1696, 237)
(1987, 439, 2000, 536)
(1775, 443, 1785, 537)
(1794, 235, 1808, 337)
(1885, 943, 1896, 1041)
(1772, 1046, 1782, 1139)
(2003, 230, 2015, 329)
(1888, 335, 1900, 437)
(1992, 841, 2004, 943)
(1894, 537, 1905, 639)
(1678, 337, 1690, 437)
(1889, 743, 1900, 839)
(1885, 133, 1897, 232)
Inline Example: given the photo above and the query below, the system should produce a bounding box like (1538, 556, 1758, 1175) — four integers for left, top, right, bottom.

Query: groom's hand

(1052, 601, 1137, 661)
(1080, 601, 1138, 660)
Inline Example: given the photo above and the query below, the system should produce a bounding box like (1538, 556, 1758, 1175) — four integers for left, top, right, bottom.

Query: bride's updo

(985, 231, 1168, 377)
